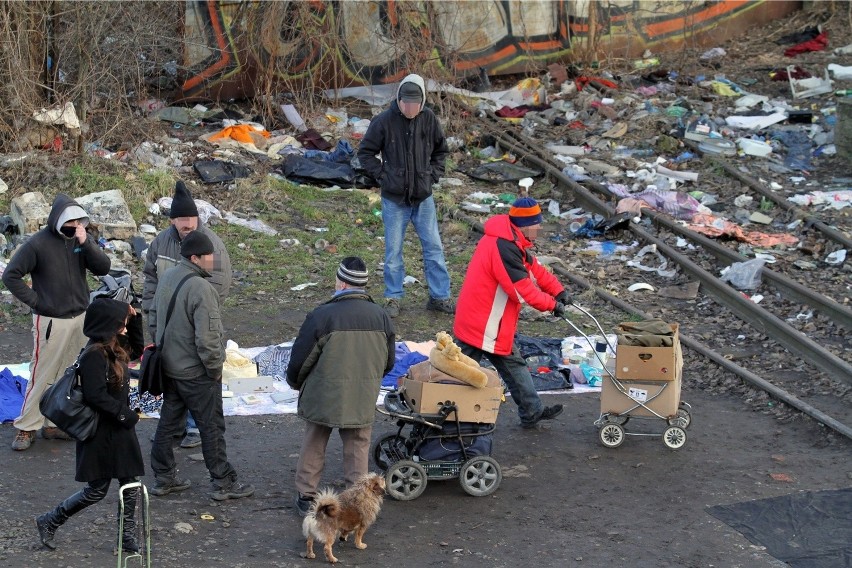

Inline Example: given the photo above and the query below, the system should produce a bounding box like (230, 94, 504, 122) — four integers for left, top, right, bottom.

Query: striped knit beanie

(337, 256, 368, 287)
(509, 197, 543, 227)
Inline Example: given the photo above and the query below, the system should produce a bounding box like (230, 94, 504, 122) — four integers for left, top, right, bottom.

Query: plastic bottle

(836, 89, 852, 96)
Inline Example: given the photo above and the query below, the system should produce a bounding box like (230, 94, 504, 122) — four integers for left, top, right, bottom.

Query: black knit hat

(398, 82, 423, 103)
(84, 298, 128, 342)
(336, 256, 368, 286)
(180, 230, 214, 258)
(170, 180, 199, 219)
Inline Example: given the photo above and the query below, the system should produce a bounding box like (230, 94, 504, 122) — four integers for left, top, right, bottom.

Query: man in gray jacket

(148, 231, 253, 501)
(286, 256, 395, 515)
(142, 180, 231, 448)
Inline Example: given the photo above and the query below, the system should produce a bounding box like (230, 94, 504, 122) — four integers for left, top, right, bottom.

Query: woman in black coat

(36, 298, 145, 552)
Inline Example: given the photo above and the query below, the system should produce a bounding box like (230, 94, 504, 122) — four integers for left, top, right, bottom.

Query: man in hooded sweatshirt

(357, 73, 454, 319)
(142, 179, 232, 449)
(453, 197, 572, 430)
(2, 194, 111, 450)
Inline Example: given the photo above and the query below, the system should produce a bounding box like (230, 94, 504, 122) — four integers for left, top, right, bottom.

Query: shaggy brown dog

(302, 472, 386, 563)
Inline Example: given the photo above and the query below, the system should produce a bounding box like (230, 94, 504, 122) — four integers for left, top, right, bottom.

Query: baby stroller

(374, 391, 502, 500)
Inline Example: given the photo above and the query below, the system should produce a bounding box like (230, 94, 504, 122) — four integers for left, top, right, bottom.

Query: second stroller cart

(374, 391, 502, 500)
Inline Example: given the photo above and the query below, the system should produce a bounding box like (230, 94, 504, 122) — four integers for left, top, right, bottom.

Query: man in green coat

(286, 257, 395, 516)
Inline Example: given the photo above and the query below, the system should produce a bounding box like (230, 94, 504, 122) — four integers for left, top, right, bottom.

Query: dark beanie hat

(180, 230, 214, 258)
(398, 82, 423, 103)
(336, 256, 368, 286)
(84, 298, 128, 342)
(509, 197, 543, 227)
(170, 180, 199, 219)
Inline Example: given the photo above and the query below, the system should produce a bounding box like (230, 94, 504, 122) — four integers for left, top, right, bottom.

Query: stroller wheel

(599, 423, 625, 448)
(662, 426, 687, 450)
(386, 460, 427, 501)
(372, 434, 406, 471)
(667, 408, 691, 430)
(459, 456, 502, 497)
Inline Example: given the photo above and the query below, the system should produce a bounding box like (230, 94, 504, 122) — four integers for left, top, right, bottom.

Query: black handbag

(39, 346, 100, 442)
(139, 273, 197, 396)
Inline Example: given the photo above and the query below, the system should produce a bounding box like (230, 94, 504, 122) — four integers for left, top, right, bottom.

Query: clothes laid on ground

(0, 368, 27, 423)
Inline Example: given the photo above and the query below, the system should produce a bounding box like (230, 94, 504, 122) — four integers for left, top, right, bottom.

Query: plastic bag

(720, 258, 766, 290)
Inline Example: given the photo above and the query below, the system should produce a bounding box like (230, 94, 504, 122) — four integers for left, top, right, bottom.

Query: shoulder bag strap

(157, 273, 198, 349)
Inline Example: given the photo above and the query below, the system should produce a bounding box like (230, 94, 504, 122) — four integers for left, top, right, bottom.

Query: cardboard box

(614, 323, 683, 381)
(226, 375, 275, 394)
(400, 378, 503, 424)
(600, 376, 681, 417)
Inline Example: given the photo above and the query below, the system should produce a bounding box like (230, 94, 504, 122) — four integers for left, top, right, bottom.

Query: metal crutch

(117, 481, 151, 568)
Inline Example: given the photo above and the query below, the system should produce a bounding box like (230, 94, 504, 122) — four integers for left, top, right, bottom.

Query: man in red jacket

(453, 197, 571, 429)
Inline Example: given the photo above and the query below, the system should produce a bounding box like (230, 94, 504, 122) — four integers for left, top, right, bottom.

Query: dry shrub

(0, 1, 183, 154)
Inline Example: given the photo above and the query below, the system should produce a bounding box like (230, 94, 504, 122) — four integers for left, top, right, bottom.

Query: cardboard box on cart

(400, 364, 503, 424)
(601, 323, 683, 417)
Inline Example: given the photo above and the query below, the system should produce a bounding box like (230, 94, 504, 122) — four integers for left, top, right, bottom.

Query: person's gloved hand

(553, 302, 568, 318)
(556, 290, 573, 306)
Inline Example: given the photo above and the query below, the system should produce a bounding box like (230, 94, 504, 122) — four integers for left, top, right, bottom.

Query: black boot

(35, 512, 60, 550)
(36, 484, 106, 550)
(119, 487, 140, 554)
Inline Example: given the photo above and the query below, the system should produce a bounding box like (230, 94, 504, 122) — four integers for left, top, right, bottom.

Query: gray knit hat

(336, 256, 368, 286)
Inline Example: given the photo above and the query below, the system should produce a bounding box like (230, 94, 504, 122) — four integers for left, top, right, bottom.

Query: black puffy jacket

(357, 84, 449, 206)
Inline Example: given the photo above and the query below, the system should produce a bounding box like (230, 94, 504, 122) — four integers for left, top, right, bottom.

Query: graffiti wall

(179, 0, 800, 101)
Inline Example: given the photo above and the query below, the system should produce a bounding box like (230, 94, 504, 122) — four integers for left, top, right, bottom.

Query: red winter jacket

(453, 215, 565, 355)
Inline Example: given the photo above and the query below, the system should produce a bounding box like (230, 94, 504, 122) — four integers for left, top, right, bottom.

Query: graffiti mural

(179, 0, 799, 101)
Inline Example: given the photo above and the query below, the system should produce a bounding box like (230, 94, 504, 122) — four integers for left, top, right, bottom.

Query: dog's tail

(313, 488, 340, 519)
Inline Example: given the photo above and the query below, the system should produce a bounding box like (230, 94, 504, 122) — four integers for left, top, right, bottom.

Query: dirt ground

(3, 5, 852, 567)
(0, 317, 850, 568)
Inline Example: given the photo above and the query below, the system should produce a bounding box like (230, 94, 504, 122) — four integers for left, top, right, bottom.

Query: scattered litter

(658, 281, 700, 299)
(290, 282, 318, 291)
(403, 275, 420, 286)
(738, 138, 773, 157)
(32, 101, 80, 129)
(720, 258, 766, 290)
(223, 212, 278, 235)
(627, 282, 655, 292)
(626, 244, 677, 278)
(788, 66, 833, 98)
(824, 249, 846, 265)
(749, 212, 773, 224)
(194, 160, 251, 184)
(788, 190, 852, 209)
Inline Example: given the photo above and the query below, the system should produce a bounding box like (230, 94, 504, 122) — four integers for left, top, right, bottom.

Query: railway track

(448, 113, 851, 440)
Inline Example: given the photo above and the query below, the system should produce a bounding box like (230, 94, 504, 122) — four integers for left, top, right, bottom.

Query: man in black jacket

(2, 194, 110, 450)
(357, 73, 454, 319)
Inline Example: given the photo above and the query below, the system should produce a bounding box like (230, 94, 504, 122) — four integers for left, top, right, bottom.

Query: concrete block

(10, 192, 50, 235)
(76, 190, 137, 240)
(836, 98, 852, 165)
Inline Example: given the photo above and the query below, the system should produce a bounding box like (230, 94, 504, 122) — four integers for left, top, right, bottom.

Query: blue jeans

(186, 412, 198, 434)
(151, 374, 237, 488)
(457, 339, 543, 426)
(382, 196, 451, 300)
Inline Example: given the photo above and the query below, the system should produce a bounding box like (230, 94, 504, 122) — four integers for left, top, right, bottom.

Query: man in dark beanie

(453, 197, 573, 430)
(149, 230, 254, 501)
(357, 73, 454, 319)
(286, 256, 395, 516)
(142, 179, 232, 448)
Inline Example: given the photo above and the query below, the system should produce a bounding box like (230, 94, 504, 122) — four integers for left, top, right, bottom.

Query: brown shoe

(11, 429, 36, 451)
(42, 427, 73, 441)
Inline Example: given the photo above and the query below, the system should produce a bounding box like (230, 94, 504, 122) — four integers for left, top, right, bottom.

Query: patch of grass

(65, 162, 128, 195)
